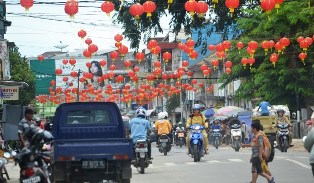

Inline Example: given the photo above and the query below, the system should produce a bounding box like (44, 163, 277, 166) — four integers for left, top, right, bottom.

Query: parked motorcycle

(132, 139, 151, 174)
(14, 127, 53, 183)
(176, 130, 186, 148)
(212, 129, 222, 149)
(189, 124, 205, 162)
(277, 122, 290, 152)
(230, 124, 242, 152)
(158, 134, 171, 155)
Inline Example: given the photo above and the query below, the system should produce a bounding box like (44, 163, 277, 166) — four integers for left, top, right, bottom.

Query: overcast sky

(5, 0, 172, 57)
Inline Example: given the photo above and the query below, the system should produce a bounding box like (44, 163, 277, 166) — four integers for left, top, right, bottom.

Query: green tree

(5, 46, 36, 106)
(165, 94, 180, 115)
(220, 0, 314, 111)
(112, 0, 259, 51)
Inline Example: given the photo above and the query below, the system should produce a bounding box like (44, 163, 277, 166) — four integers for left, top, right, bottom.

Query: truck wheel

(121, 179, 130, 183)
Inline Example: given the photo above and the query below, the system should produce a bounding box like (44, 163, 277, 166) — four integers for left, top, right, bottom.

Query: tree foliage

(220, 0, 314, 110)
(5, 46, 36, 106)
(112, 0, 259, 51)
(165, 94, 180, 115)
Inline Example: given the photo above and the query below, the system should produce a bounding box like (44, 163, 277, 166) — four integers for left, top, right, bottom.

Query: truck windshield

(66, 109, 112, 125)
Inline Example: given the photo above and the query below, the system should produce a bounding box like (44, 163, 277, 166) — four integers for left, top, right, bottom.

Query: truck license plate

(22, 176, 41, 183)
(82, 160, 105, 169)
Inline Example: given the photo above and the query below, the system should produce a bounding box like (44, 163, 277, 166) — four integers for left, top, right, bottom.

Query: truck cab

(51, 102, 133, 183)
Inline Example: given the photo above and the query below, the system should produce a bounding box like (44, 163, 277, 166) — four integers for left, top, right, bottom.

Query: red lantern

(187, 71, 193, 77)
(269, 40, 275, 49)
(37, 55, 44, 62)
(63, 77, 69, 82)
(178, 43, 185, 50)
(279, 37, 290, 48)
(305, 37, 313, 46)
(110, 51, 119, 61)
(135, 52, 145, 63)
(208, 44, 215, 51)
(70, 71, 77, 77)
(236, 41, 244, 50)
(62, 59, 68, 65)
(189, 50, 198, 60)
(64, 0, 79, 18)
(195, 1, 208, 17)
(86, 62, 92, 68)
(148, 39, 158, 50)
(152, 46, 161, 55)
(133, 66, 140, 72)
(241, 58, 248, 68)
(269, 53, 279, 67)
(118, 45, 128, 57)
(248, 41, 259, 51)
(274, 42, 284, 53)
(300, 40, 309, 51)
(211, 59, 219, 69)
(109, 65, 116, 70)
(223, 40, 232, 51)
(124, 60, 132, 68)
(129, 3, 144, 20)
(101, 1, 115, 16)
(184, 0, 197, 16)
(154, 61, 161, 68)
(88, 44, 98, 54)
(203, 69, 210, 77)
(85, 38, 92, 45)
(261, 0, 275, 14)
(298, 52, 307, 65)
(77, 29, 86, 39)
(20, 0, 34, 11)
(182, 60, 189, 67)
(261, 40, 270, 54)
(99, 60, 107, 67)
(55, 69, 63, 75)
(216, 51, 225, 60)
(225, 68, 232, 74)
(200, 64, 208, 71)
(163, 52, 172, 63)
(143, 0, 156, 17)
(215, 43, 225, 52)
(247, 58, 255, 68)
(69, 58, 76, 65)
(225, 0, 240, 14)
(191, 79, 198, 85)
(225, 61, 233, 68)
(186, 39, 195, 48)
(50, 80, 56, 86)
(83, 50, 91, 58)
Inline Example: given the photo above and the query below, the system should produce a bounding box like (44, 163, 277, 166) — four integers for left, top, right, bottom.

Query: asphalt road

(5, 143, 313, 183)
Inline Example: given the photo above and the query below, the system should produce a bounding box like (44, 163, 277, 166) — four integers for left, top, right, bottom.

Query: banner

(0, 86, 19, 100)
(30, 59, 56, 95)
(0, 40, 10, 80)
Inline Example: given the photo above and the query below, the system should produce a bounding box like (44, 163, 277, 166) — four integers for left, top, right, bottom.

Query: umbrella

(216, 106, 245, 117)
(202, 108, 215, 118)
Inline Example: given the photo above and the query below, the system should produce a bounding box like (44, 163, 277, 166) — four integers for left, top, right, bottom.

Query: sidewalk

(4, 161, 19, 183)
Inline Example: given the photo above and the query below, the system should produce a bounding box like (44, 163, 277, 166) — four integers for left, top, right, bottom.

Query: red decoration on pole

(64, 0, 79, 18)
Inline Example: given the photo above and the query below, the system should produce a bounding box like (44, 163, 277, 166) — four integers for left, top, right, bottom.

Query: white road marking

(185, 162, 197, 165)
(206, 160, 220, 163)
(285, 159, 311, 169)
(228, 159, 244, 162)
(297, 156, 309, 159)
(164, 162, 176, 166)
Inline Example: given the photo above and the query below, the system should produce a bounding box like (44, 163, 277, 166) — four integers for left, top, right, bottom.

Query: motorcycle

(277, 122, 290, 152)
(230, 124, 242, 152)
(176, 130, 186, 148)
(158, 134, 171, 155)
(132, 139, 151, 174)
(0, 141, 17, 183)
(14, 127, 53, 183)
(189, 124, 205, 162)
(212, 129, 222, 149)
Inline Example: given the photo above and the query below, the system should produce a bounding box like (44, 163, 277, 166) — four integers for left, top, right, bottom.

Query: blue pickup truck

(51, 102, 134, 183)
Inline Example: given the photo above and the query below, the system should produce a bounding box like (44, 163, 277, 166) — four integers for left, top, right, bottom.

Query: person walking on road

(241, 121, 250, 144)
(248, 122, 274, 183)
(304, 127, 314, 177)
(18, 108, 37, 148)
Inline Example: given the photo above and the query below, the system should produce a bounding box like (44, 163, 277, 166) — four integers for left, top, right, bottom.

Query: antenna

(53, 41, 69, 52)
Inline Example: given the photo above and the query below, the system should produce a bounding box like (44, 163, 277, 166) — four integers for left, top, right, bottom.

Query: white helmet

(158, 112, 165, 120)
(163, 112, 168, 119)
(136, 107, 146, 118)
(178, 122, 182, 125)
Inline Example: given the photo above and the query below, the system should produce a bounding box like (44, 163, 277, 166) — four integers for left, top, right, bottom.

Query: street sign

(0, 86, 19, 100)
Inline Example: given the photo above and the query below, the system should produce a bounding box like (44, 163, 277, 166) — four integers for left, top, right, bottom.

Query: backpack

(260, 132, 272, 160)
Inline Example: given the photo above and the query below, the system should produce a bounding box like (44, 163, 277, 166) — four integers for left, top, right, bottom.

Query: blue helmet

(136, 107, 147, 118)
(192, 104, 202, 110)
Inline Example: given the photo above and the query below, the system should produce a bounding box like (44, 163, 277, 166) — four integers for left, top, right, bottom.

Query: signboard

(30, 59, 56, 95)
(0, 40, 10, 80)
(0, 86, 19, 100)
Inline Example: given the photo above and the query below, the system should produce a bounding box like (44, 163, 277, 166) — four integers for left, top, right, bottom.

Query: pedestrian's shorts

(251, 157, 263, 174)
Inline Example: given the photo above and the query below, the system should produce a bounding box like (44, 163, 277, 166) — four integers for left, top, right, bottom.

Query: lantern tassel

(273, 62, 276, 67)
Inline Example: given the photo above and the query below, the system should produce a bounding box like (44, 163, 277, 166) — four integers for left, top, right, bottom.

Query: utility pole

(76, 69, 82, 102)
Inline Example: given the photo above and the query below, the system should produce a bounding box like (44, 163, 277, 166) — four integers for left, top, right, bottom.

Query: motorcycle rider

(18, 108, 37, 148)
(186, 104, 209, 155)
(257, 101, 271, 116)
(175, 122, 185, 145)
(274, 108, 293, 146)
(155, 112, 172, 145)
(129, 107, 152, 159)
(163, 112, 174, 144)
